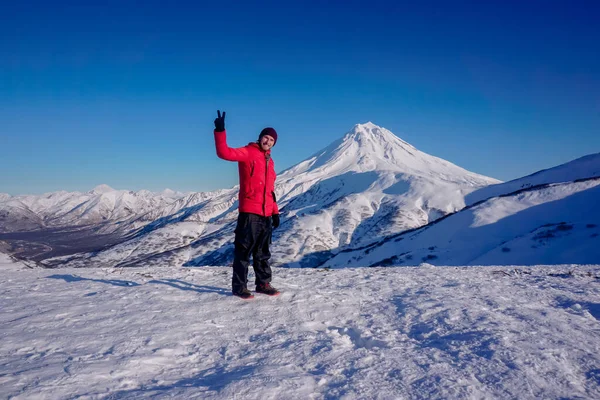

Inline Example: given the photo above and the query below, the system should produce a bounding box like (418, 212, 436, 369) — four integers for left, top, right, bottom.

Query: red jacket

(214, 130, 279, 217)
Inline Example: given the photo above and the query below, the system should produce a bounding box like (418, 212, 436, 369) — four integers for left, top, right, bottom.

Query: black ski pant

(231, 212, 273, 294)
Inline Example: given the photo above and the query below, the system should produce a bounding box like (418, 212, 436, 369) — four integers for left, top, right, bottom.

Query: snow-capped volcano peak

(338, 122, 421, 169)
(345, 122, 414, 150)
(278, 122, 413, 177)
(280, 122, 498, 186)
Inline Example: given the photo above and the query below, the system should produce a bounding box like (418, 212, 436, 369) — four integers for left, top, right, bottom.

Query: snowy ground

(1, 263, 600, 399)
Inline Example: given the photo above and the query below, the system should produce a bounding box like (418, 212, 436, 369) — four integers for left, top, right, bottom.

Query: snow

(466, 153, 600, 206)
(278, 123, 500, 186)
(1, 265, 600, 399)
(323, 178, 600, 268)
(0, 252, 30, 270)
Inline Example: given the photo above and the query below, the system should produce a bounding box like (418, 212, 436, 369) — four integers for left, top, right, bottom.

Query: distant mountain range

(0, 185, 188, 234)
(1, 123, 598, 268)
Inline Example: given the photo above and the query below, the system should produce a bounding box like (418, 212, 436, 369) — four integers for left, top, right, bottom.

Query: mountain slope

(319, 161, 600, 268)
(466, 153, 600, 206)
(0, 248, 33, 270)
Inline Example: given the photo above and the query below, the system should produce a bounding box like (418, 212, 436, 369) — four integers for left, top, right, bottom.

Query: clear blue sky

(1, 0, 599, 195)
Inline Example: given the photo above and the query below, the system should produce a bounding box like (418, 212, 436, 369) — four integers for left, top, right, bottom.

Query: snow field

(1, 265, 600, 399)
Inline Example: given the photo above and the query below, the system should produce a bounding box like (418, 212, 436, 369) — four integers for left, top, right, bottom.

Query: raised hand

(214, 110, 226, 132)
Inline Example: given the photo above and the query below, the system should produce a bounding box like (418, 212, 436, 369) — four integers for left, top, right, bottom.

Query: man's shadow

(47, 274, 141, 287)
(47, 275, 230, 296)
(147, 279, 229, 295)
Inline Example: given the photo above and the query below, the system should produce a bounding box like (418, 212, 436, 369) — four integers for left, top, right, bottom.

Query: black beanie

(259, 127, 278, 145)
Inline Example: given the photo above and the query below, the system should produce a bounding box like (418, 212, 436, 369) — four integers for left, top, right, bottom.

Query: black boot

(233, 288, 254, 300)
(256, 283, 280, 296)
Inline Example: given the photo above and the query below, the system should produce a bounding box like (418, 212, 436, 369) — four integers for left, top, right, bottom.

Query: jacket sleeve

(214, 130, 250, 162)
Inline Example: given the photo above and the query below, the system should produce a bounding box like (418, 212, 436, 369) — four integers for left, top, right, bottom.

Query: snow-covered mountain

(0, 185, 188, 233)
(319, 153, 600, 268)
(42, 123, 500, 268)
(266, 122, 499, 266)
(0, 197, 45, 232)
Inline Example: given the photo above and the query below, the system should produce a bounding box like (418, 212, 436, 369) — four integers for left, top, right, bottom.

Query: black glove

(214, 110, 226, 132)
(272, 214, 280, 229)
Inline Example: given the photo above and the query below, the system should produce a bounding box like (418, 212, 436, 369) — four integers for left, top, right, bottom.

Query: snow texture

(1, 265, 600, 399)
(0, 252, 30, 271)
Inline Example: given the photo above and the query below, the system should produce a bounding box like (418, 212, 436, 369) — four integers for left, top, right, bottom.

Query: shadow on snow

(47, 274, 141, 287)
(93, 365, 256, 398)
(46, 275, 229, 295)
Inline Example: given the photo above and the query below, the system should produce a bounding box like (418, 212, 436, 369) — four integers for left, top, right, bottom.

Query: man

(213, 110, 281, 299)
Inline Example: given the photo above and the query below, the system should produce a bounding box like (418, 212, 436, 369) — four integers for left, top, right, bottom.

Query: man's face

(260, 135, 275, 151)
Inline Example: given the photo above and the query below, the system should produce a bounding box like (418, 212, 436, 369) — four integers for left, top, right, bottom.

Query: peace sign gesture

(214, 110, 226, 132)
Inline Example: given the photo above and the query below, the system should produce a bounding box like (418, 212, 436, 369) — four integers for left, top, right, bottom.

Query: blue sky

(1, 0, 599, 195)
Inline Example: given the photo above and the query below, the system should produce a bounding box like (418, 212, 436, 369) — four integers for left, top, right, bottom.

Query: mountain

(268, 123, 499, 265)
(42, 123, 500, 269)
(0, 197, 45, 232)
(0, 186, 192, 260)
(318, 153, 600, 268)
(0, 185, 189, 233)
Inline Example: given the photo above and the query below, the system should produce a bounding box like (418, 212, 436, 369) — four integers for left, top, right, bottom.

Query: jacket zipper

(263, 153, 270, 216)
